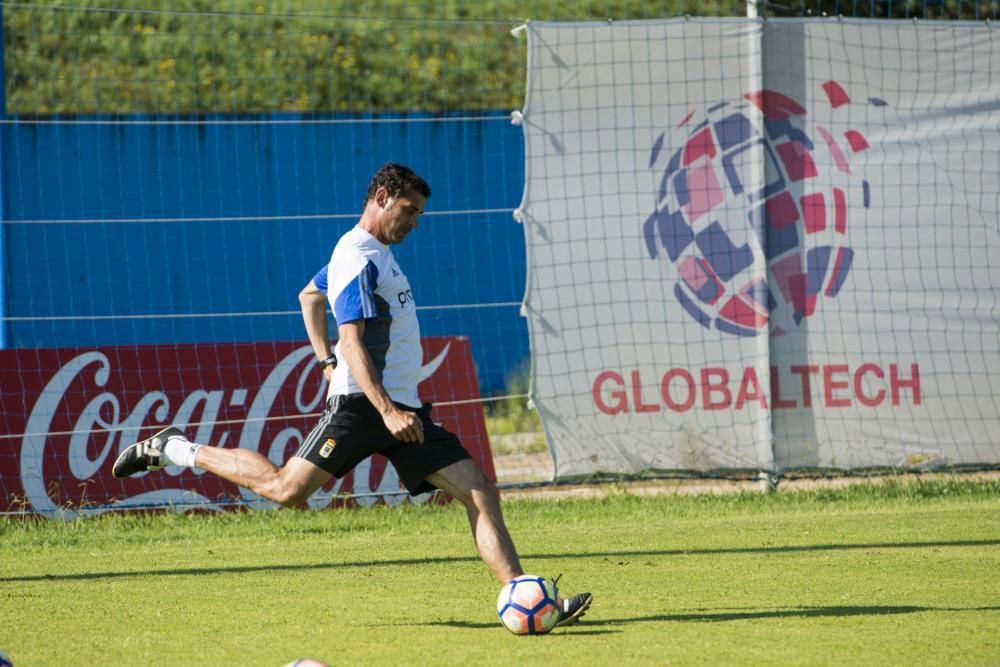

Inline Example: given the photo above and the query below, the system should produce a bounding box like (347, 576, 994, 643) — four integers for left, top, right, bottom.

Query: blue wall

(2, 112, 528, 394)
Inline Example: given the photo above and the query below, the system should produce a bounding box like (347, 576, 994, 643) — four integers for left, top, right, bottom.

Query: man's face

(378, 188, 426, 245)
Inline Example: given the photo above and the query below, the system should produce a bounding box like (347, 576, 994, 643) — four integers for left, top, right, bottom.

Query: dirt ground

(489, 438, 1000, 500)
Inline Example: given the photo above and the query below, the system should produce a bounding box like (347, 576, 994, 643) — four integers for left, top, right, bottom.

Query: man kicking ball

(113, 162, 592, 628)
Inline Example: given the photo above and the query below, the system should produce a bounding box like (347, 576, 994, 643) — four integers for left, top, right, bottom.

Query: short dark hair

(364, 162, 431, 208)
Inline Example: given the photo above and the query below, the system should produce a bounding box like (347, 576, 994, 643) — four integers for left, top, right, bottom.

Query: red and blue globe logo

(643, 81, 887, 336)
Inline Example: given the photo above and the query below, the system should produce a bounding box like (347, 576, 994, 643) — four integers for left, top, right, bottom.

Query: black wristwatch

(319, 354, 337, 370)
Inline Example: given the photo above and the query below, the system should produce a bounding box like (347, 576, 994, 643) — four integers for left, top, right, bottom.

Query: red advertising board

(0, 337, 494, 516)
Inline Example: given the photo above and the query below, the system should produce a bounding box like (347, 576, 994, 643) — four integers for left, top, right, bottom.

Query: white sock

(162, 435, 202, 468)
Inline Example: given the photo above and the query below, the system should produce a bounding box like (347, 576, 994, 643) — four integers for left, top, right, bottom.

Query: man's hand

(381, 406, 424, 444)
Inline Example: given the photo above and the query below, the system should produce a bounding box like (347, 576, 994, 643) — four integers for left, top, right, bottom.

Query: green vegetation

(3, 0, 691, 115)
(7, 0, 987, 115)
(484, 367, 547, 455)
(2, 479, 998, 665)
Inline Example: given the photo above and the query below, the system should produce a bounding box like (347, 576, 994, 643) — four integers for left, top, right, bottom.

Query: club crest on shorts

(319, 438, 336, 458)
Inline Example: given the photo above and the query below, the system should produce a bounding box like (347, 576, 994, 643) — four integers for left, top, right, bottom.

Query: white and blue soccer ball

(496, 574, 561, 635)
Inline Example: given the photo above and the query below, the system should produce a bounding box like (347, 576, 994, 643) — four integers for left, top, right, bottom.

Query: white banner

(518, 19, 1000, 478)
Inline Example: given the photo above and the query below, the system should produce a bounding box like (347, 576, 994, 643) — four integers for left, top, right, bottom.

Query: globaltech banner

(517, 19, 1000, 478)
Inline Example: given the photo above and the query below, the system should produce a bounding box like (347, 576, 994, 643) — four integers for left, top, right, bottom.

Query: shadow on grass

(4, 538, 998, 583)
(412, 621, 622, 635)
(415, 605, 1000, 630)
(585, 605, 1000, 624)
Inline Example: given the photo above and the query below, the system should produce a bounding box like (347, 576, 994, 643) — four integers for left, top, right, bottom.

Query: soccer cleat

(554, 591, 593, 627)
(112, 426, 185, 478)
(550, 575, 592, 628)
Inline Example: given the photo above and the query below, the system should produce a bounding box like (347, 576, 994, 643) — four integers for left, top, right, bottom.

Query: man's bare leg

(192, 448, 332, 508)
(113, 427, 333, 507)
(425, 458, 523, 583)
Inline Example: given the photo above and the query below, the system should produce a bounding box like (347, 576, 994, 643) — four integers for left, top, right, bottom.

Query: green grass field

(2, 479, 999, 666)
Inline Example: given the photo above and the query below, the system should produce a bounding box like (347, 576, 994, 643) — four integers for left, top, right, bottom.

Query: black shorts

(294, 394, 472, 496)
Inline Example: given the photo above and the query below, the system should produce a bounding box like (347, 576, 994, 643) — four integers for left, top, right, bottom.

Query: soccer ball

(282, 661, 330, 667)
(496, 574, 561, 635)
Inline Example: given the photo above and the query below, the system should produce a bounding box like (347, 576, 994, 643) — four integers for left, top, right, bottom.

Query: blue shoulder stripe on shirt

(333, 260, 380, 323)
(312, 264, 328, 293)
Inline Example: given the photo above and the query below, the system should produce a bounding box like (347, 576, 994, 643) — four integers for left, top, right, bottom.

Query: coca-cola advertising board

(0, 337, 494, 516)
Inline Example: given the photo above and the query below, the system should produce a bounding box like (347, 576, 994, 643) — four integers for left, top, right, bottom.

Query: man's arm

(298, 279, 336, 382)
(337, 320, 424, 444)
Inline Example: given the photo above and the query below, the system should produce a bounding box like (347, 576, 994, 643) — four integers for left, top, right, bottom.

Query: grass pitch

(2, 478, 999, 666)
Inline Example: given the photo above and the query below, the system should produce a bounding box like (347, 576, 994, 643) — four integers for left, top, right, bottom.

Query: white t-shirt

(325, 225, 421, 408)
